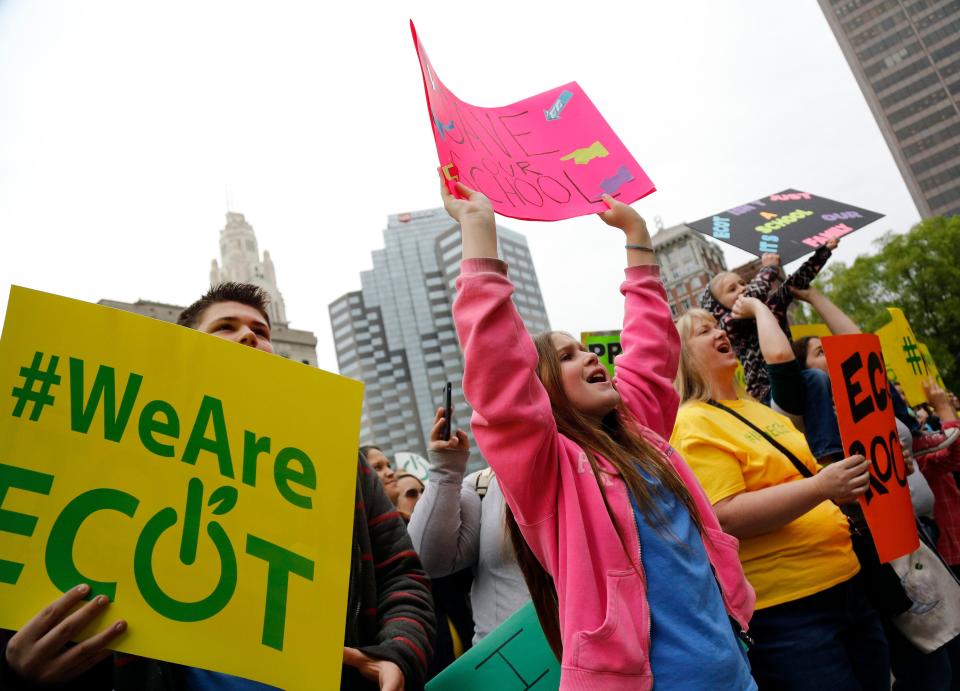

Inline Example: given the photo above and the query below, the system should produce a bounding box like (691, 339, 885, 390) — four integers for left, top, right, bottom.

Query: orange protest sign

(821, 334, 918, 563)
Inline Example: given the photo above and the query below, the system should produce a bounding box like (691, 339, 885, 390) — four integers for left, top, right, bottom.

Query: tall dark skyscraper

(329, 208, 550, 471)
(819, 0, 960, 217)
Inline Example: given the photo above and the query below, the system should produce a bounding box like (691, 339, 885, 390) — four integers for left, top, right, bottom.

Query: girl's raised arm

(598, 196, 680, 437)
(446, 179, 561, 530)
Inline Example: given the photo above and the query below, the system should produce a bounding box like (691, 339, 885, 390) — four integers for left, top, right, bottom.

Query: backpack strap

(474, 467, 495, 499)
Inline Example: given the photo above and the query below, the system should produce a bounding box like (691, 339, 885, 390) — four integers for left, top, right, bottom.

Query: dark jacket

(0, 455, 436, 690)
(700, 245, 831, 401)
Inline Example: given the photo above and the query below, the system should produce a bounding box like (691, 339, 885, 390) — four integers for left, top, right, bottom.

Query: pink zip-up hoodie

(454, 258, 755, 690)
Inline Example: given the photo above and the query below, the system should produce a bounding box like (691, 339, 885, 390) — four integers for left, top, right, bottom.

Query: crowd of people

(2, 178, 960, 690)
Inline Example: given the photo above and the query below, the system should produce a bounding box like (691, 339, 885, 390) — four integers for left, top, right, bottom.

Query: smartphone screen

(442, 382, 452, 440)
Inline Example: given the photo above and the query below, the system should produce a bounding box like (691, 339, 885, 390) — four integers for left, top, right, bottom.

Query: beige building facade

(101, 212, 318, 365)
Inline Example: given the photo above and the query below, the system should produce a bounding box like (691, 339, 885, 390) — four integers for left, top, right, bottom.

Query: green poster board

(581, 330, 621, 378)
(426, 601, 560, 690)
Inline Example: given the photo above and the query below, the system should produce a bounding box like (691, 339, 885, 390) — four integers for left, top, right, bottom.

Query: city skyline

(330, 207, 549, 470)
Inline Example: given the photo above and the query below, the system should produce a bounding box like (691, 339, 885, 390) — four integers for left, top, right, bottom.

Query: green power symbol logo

(901, 337, 923, 376)
(10, 351, 61, 421)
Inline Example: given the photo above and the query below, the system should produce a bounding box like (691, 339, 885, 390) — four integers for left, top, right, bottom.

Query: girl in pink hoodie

(444, 178, 756, 691)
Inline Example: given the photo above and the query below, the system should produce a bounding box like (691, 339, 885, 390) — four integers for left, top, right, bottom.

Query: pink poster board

(411, 22, 655, 222)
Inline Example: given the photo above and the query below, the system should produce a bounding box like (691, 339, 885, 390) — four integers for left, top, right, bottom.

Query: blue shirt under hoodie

(629, 470, 756, 690)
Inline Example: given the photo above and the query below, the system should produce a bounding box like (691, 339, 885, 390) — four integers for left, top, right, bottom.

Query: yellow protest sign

(918, 342, 945, 390)
(875, 307, 931, 406)
(0, 287, 363, 689)
(790, 323, 832, 340)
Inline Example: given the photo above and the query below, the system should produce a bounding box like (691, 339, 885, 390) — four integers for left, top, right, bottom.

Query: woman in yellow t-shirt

(671, 300, 890, 690)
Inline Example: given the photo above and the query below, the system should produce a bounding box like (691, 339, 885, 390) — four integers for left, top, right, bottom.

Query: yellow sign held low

(0, 286, 363, 689)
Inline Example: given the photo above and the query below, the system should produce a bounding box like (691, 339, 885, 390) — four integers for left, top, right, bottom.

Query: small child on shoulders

(700, 239, 837, 403)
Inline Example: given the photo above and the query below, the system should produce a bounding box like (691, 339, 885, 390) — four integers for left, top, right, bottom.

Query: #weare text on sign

(0, 287, 363, 689)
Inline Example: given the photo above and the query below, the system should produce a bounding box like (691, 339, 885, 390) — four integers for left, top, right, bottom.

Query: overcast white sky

(0, 1, 921, 372)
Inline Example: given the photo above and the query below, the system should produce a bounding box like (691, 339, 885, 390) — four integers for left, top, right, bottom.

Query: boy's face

(366, 448, 398, 502)
(716, 274, 748, 310)
(195, 301, 274, 354)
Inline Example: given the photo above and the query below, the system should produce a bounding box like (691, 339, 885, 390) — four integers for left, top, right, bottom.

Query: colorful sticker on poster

(821, 334, 918, 563)
(581, 330, 621, 378)
(687, 189, 884, 264)
(0, 287, 363, 690)
(875, 307, 934, 407)
(426, 601, 560, 690)
(411, 21, 655, 222)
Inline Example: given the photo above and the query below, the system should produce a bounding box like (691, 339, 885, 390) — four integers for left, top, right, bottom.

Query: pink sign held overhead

(411, 21, 655, 222)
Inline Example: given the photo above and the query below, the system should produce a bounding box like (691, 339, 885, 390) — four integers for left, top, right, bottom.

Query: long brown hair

(506, 331, 707, 660)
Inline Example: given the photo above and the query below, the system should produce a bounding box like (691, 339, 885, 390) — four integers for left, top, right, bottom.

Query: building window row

(913, 1, 960, 30)
(835, 0, 897, 21)
(929, 184, 960, 210)
(903, 119, 960, 156)
(850, 13, 904, 48)
(869, 53, 930, 86)
(894, 104, 956, 141)
(932, 36, 960, 62)
(918, 162, 960, 191)
(857, 26, 915, 62)
(879, 71, 941, 107)
(906, 0, 950, 15)
(887, 88, 949, 124)
(911, 139, 960, 175)
(921, 17, 960, 47)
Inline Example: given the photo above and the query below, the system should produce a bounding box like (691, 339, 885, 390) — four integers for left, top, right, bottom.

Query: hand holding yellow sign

(0, 287, 363, 689)
(875, 307, 943, 406)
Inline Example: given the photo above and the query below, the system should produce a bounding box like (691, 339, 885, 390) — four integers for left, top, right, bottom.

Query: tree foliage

(813, 215, 960, 390)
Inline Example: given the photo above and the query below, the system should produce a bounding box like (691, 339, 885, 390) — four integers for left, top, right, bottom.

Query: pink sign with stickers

(411, 22, 655, 222)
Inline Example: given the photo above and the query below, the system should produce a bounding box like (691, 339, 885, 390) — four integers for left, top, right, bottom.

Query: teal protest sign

(426, 601, 559, 690)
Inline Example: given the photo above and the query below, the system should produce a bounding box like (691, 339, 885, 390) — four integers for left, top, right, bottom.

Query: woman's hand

(761, 253, 781, 267)
(923, 376, 956, 422)
(597, 194, 647, 237)
(440, 174, 498, 260)
(815, 454, 870, 504)
(825, 238, 839, 250)
(731, 295, 763, 320)
(343, 647, 405, 691)
(440, 175, 492, 225)
(428, 407, 470, 452)
(5, 585, 127, 684)
(597, 194, 654, 266)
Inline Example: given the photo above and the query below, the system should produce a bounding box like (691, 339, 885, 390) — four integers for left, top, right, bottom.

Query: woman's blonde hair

(674, 309, 744, 404)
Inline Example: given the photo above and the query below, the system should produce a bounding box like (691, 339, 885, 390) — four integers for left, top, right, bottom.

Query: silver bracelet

(625, 244, 654, 252)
